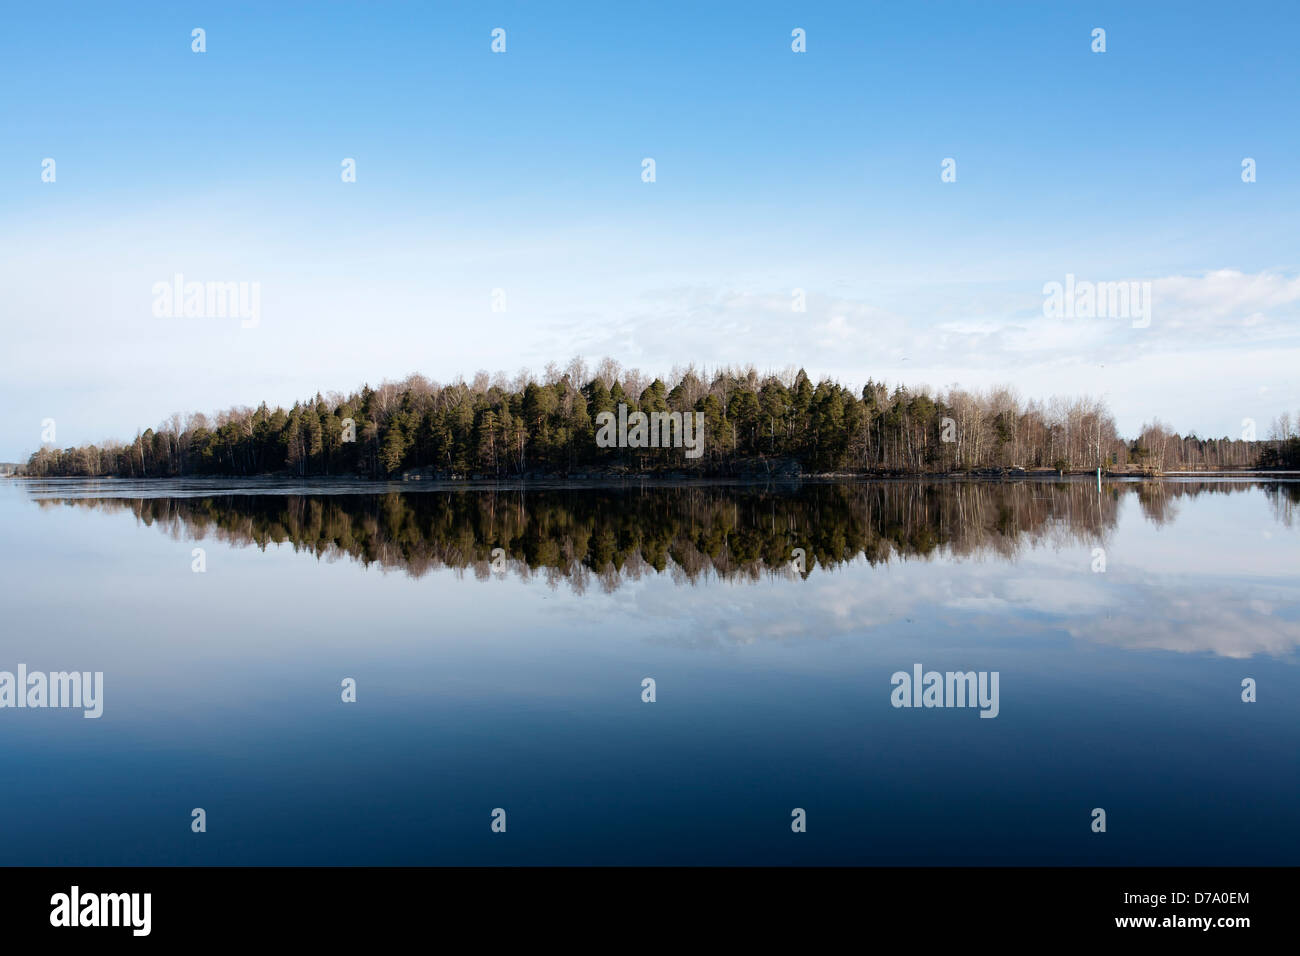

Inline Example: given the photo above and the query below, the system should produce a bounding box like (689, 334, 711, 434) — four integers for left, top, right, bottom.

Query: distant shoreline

(8, 468, 1300, 490)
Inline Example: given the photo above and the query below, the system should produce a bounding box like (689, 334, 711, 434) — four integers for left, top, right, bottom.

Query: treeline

(1257, 412, 1300, 469)
(39, 481, 1294, 591)
(20, 358, 1295, 478)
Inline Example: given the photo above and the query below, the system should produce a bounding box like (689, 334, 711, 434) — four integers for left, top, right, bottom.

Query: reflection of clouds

(590, 544, 1300, 660)
(1063, 580, 1300, 660)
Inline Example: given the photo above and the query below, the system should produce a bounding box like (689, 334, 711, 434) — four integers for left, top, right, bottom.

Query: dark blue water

(1, 478, 1296, 864)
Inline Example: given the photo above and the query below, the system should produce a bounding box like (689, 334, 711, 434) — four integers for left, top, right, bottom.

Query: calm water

(1, 477, 1297, 865)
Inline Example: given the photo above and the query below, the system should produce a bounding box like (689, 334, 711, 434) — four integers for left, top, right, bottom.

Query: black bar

(1, 866, 1281, 942)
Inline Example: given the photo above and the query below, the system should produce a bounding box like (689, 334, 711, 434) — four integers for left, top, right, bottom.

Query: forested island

(19, 360, 1300, 479)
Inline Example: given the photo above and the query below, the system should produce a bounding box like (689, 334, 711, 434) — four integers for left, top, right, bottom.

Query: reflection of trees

(1264, 482, 1300, 529)
(37, 480, 1274, 591)
(1128, 477, 1295, 527)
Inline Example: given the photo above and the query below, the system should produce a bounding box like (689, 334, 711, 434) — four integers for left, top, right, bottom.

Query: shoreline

(7, 469, 1300, 494)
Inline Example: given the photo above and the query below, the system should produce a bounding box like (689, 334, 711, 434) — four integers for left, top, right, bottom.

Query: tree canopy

(20, 360, 1289, 478)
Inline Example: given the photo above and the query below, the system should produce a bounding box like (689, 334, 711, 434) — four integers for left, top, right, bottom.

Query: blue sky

(2, 0, 1298, 458)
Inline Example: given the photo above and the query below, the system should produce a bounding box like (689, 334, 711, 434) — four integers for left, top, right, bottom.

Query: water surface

(1, 477, 1297, 865)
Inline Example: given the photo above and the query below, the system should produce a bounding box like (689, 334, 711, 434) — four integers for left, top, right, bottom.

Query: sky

(1, 0, 1298, 459)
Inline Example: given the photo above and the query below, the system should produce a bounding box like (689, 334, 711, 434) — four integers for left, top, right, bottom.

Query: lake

(1, 477, 1297, 865)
